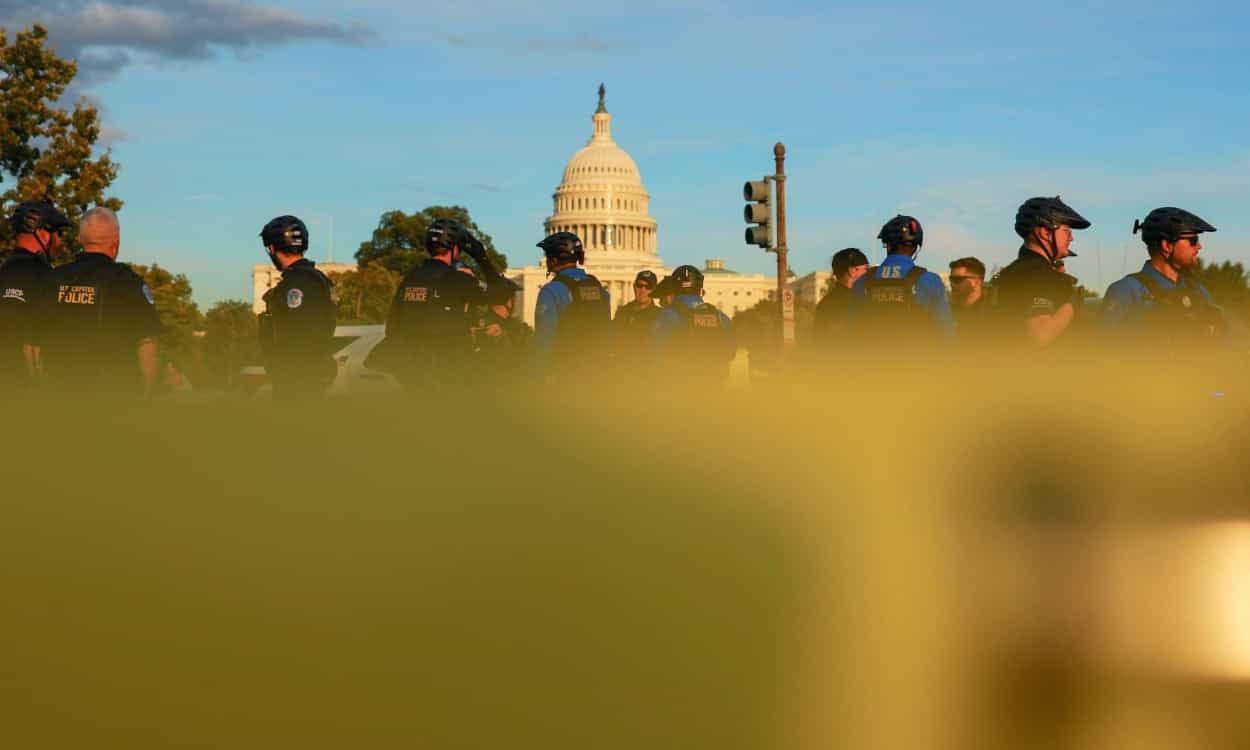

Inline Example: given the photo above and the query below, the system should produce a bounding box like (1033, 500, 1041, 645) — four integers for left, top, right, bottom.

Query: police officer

(613, 270, 660, 361)
(1101, 207, 1221, 349)
(948, 257, 991, 345)
(257, 215, 336, 399)
(0, 200, 69, 384)
(373, 218, 513, 388)
(532, 232, 611, 374)
(813, 247, 869, 347)
(469, 278, 526, 375)
(41, 207, 162, 395)
(848, 215, 954, 342)
(990, 197, 1089, 348)
(653, 265, 736, 384)
(652, 275, 675, 308)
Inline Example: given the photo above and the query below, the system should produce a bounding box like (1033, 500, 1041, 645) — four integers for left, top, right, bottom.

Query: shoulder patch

(142, 284, 155, 305)
(3, 287, 26, 302)
(287, 287, 304, 309)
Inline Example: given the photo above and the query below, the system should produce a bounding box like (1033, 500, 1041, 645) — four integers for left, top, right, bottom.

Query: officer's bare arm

(1025, 305, 1074, 348)
(22, 344, 42, 377)
(137, 337, 159, 394)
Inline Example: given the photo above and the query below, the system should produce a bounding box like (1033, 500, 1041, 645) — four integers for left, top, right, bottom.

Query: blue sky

(5, 0, 1249, 305)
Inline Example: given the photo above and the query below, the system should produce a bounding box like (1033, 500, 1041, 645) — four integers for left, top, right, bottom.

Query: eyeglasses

(949, 275, 980, 284)
(1177, 235, 1201, 246)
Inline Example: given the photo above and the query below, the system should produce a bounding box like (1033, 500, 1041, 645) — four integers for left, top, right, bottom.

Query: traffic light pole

(773, 143, 795, 350)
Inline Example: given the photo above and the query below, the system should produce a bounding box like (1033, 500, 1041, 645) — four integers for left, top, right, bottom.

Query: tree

(355, 206, 508, 277)
(199, 300, 260, 389)
(327, 261, 401, 325)
(132, 263, 202, 373)
(0, 25, 122, 263)
(1192, 259, 1250, 321)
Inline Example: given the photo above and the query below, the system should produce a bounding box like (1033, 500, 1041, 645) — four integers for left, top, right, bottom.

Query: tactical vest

(1129, 271, 1224, 344)
(861, 265, 928, 332)
(669, 301, 727, 365)
(550, 274, 611, 369)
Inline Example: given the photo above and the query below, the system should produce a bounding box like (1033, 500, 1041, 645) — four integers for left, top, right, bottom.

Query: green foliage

(0, 25, 122, 263)
(1192, 259, 1250, 321)
(131, 263, 202, 373)
(355, 206, 508, 277)
(327, 261, 401, 325)
(199, 299, 260, 389)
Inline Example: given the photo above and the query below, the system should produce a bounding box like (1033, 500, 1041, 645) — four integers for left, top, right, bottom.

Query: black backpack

(551, 274, 611, 368)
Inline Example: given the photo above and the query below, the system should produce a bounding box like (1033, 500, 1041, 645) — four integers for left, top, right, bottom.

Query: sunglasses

(1176, 235, 1201, 245)
(949, 275, 980, 284)
(634, 283, 654, 289)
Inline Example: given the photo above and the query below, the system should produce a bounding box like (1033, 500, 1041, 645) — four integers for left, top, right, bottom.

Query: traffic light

(743, 180, 772, 249)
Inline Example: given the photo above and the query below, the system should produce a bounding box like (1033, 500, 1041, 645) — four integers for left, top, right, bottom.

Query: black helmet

(671, 264, 704, 294)
(877, 215, 923, 248)
(832, 247, 869, 275)
(260, 215, 309, 254)
(10, 200, 70, 235)
(1133, 207, 1216, 245)
(1014, 196, 1090, 238)
(634, 270, 658, 288)
(426, 218, 465, 252)
(653, 275, 674, 298)
(537, 231, 584, 264)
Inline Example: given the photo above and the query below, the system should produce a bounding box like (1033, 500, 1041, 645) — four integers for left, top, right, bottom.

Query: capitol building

(253, 86, 789, 323)
(505, 86, 777, 327)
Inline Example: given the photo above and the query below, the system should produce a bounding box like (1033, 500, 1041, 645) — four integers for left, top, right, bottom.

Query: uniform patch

(57, 285, 97, 305)
(1181, 295, 1193, 308)
(403, 286, 429, 303)
(142, 284, 155, 305)
(2, 287, 25, 302)
(578, 287, 603, 302)
(287, 288, 304, 309)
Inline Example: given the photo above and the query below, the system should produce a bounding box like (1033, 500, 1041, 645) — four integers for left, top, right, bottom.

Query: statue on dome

(596, 83, 607, 114)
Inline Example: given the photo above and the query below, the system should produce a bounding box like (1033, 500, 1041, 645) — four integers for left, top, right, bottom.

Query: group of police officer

(0, 194, 1227, 398)
(0, 200, 162, 395)
(810, 196, 1224, 357)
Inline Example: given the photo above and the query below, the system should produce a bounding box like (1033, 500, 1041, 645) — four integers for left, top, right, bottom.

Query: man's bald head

(79, 207, 121, 258)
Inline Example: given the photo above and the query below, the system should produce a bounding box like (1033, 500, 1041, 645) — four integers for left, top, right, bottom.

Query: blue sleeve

(653, 307, 680, 356)
(1099, 278, 1140, 333)
(532, 284, 562, 367)
(916, 274, 955, 341)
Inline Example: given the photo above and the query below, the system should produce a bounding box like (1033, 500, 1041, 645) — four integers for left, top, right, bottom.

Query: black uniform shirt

(613, 300, 659, 356)
(261, 258, 336, 384)
(992, 248, 1079, 319)
(384, 259, 508, 354)
(0, 249, 54, 378)
(812, 284, 853, 345)
(42, 251, 163, 383)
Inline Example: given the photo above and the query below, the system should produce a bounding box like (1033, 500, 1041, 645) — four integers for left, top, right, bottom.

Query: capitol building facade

(505, 86, 777, 327)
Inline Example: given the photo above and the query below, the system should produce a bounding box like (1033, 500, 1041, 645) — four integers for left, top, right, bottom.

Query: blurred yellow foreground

(3, 360, 1248, 748)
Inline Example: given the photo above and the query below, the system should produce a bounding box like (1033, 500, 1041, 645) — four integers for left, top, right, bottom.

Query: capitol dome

(544, 85, 658, 257)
